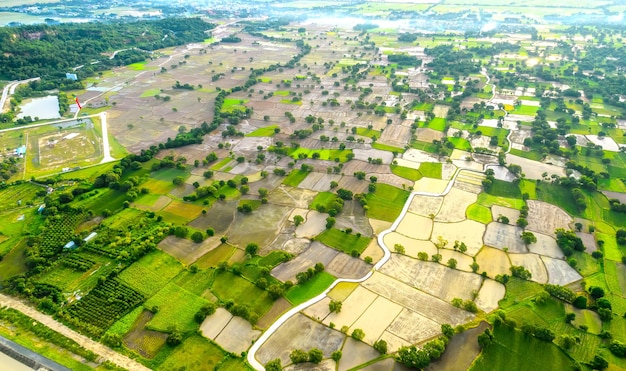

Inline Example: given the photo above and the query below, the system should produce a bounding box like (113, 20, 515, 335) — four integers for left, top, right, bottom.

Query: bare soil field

(526, 200, 573, 236)
(403, 148, 440, 163)
(541, 256, 583, 285)
(362, 238, 385, 263)
(303, 297, 332, 322)
(453, 171, 485, 194)
(214, 316, 261, 354)
(441, 163, 457, 180)
(483, 222, 526, 253)
(528, 233, 564, 259)
(384, 232, 438, 257)
(412, 177, 449, 194)
(361, 272, 475, 326)
(227, 203, 291, 248)
(279, 237, 311, 255)
(386, 308, 441, 345)
(353, 148, 395, 164)
(408, 194, 443, 217)
(508, 253, 549, 284)
(271, 242, 339, 282)
(325, 253, 372, 280)
(295, 210, 327, 238)
(256, 313, 345, 365)
(576, 232, 597, 253)
(334, 200, 374, 237)
(438, 249, 475, 273)
(157, 235, 221, 265)
(199, 307, 232, 340)
(323, 286, 378, 329)
(268, 186, 317, 208)
(338, 338, 381, 371)
(285, 360, 336, 371)
(349, 296, 404, 345)
(379, 254, 483, 302)
(431, 220, 486, 256)
(395, 212, 433, 240)
(491, 205, 520, 224)
(475, 280, 506, 313)
(257, 298, 292, 330)
(475, 246, 511, 277)
(133, 195, 172, 212)
(379, 124, 412, 148)
(415, 128, 445, 143)
(505, 154, 566, 180)
(426, 322, 489, 371)
(436, 188, 477, 222)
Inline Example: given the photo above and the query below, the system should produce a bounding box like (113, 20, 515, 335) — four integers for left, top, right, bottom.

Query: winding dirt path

(0, 294, 150, 371)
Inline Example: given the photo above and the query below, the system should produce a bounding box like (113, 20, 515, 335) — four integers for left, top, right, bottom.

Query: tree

(441, 324, 455, 338)
(326, 217, 336, 229)
(520, 231, 537, 245)
(589, 286, 605, 299)
(258, 188, 268, 198)
(265, 359, 282, 371)
(589, 355, 608, 370)
(191, 231, 204, 243)
(166, 327, 183, 346)
(194, 303, 216, 323)
(308, 348, 323, 364)
(573, 295, 587, 309)
(470, 261, 480, 273)
(290, 349, 309, 364)
(294, 215, 304, 226)
(447, 258, 458, 269)
(477, 328, 494, 349)
(374, 339, 388, 354)
(329, 300, 342, 313)
(516, 218, 528, 228)
(245, 243, 259, 256)
(351, 328, 365, 341)
(331, 350, 342, 362)
(172, 176, 185, 186)
(565, 312, 576, 323)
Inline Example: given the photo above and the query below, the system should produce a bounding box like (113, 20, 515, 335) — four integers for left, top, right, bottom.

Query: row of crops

(61, 277, 144, 337)
(35, 210, 84, 258)
(60, 254, 96, 272)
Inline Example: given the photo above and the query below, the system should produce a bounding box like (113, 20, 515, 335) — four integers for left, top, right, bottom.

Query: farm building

(84, 232, 97, 242)
(63, 241, 76, 250)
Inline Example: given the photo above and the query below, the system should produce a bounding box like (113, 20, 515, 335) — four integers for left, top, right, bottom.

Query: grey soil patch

(325, 253, 372, 280)
(576, 232, 597, 253)
(123, 310, 167, 359)
(526, 200, 573, 236)
(601, 190, 626, 204)
(227, 203, 291, 248)
(214, 316, 261, 354)
(257, 298, 292, 330)
(425, 322, 489, 371)
(483, 222, 526, 253)
(256, 313, 345, 365)
(491, 205, 520, 224)
(268, 185, 317, 208)
(338, 338, 381, 371)
(189, 200, 237, 234)
(541, 256, 582, 285)
(285, 360, 336, 371)
(386, 308, 441, 344)
(200, 308, 233, 340)
(408, 195, 443, 217)
(334, 200, 373, 237)
(158, 236, 222, 265)
(271, 242, 339, 282)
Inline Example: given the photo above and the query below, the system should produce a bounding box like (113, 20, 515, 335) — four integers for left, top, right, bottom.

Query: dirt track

(0, 293, 151, 371)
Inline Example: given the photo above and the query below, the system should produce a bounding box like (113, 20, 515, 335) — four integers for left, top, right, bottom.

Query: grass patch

(466, 203, 492, 224)
(245, 125, 279, 137)
(509, 148, 545, 162)
(195, 244, 236, 269)
(315, 228, 372, 254)
(486, 179, 522, 199)
(289, 148, 353, 162)
(310, 192, 340, 211)
(221, 98, 249, 113)
(210, 157, 232, 171)
(172, 269, 216, 298)
(282, 169, 310, 187)
(372, 142, 405, 153)
(211, 271, 274, 317)
(285, 271, 336, 305)
(510, 105, 539, 116)
(418, 162, 442, 179)
(447, 136, 472, 151)
(477, 192, 525, 210)
(156, 334, 227, 371)
(391, 164, 422, 181)
(105, 306, 144, 337)
(140, 89, 161, 98)
(151, 167, 190, 183)
(144, 282, 209, 333)
(535, 182, 579, 216)
(355, 127, 381, 139)
(0, 240, 28, 281)
(427, 117, 447, 131)
(280, 99, 302, 105)
(364, 183, 410, 222)
(410, 140, 439, 154)
(498, 277, 544, 309)
(118, 250, 184, 296)
(237, 199, 262, 212)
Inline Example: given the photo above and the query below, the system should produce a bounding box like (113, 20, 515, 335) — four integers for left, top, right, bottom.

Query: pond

(16, 95, 60, 120)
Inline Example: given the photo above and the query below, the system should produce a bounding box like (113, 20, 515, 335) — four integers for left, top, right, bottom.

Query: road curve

(246, 168, 464, 370)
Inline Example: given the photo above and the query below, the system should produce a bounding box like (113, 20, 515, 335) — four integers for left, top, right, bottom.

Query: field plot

(540, 256, 582, 285)
(395, 212, 433, 240)
(475, 280, 506, 313)
(475, 246, 511, 277)
(122, 310, 167, 359)
(491, 205, 520, 224)
(384, 232, 438, 257)
(267, 186, 317, 209)
(200, 308, 233, 340)
(483, 222, 526, 253)
(349, 296, 403, 344)
(145, 282, 209, 333)
(157, 236, 221, 265)
(214, 316, 261, 354)
(189, 200, 237, 234)
(407, 194, 443, 216)
(431, 220, 486, 256)
(380, 254, 483, 302)
(438, 249, 475, 273)
(435, 188, 477, 222)
(323, 285, 377, 329)
(256, 313, 345, 365)
(508, 253, 548, 284)
(386, 308, 441, 345)
(427, 322, 489, 371)
(325, 253, 372, 280)
(527, 233, 564, 259)
(338, 338, 381, 371)
(118, 250, 183, 296)
(271, 242, 339, 282)
(526, 200, 573, 236)
(412, 177, 449, 194)
(227, 203, 291, 248)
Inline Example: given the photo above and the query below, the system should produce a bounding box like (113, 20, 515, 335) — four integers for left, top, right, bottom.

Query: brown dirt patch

(338, 338, 382, 371)
(323, 286, 377, 329)
(396, 212, 433, 240)
(200, 307, 232, 340)
(271, 242, 339, 282)
(415, 128, 444, 143)
(491, 205, 520, 224)
(408, 195, 443, 217)
(349, 296, 404, 345)
(326, 253, 372, 280)
(189, 200, 237, 233)
(257, 298, 292, 330)
(214, 316, 261, 354)
(436, 188, 477, 222)
(384, 232, 438, 258)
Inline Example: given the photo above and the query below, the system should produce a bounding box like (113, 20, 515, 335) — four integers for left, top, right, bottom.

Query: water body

(0, 351, 32, 371)
(17, 96, 60, 120)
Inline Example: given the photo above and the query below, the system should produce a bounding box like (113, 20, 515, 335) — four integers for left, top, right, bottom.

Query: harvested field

(491, 205, 520, 224)
(303, 296, 332, 322)
(483, 222, 526, 253)
(395, 212, 433, 240)
(267, 185, 317, 208)
(475, 246, 511, 277)
(379, 124, 412, 148)
(384, 232, 438, 257)
(195, 244, 236, 269)
(334, 200, 374, 237)
(505, 154, 566, 180)
(526, 200, 573, 236)
(361, 272, 475, 326)
(257, 298, 292, 329)
(271, 242, 339, 282)
(349, 296, 403, 344)
(295, 210, 327, 238)
(338, 338, 381, 371)
(325, 253, 372, 279)
(378, 331, 411, 355)
(189, 200, 237, 233)
(453, 171, 485, 194)
(298, 173, 342, 192)
(415, 128, 444, 143)
(528, 233, 564, 259)
(386, 308, 441, 345)
(438, 249, 475, 273)
(133, 195, 171, 212)
(256, 313, 345, 365)
(227, 203, 291, 248)
(361, 238, 385, 263)
(426, 322, 489, 371)
(162, 200, 204, 220)
(475, 280, 506, 313)
(352, 148, 394, 164)
(214, 316, 261, 354)
(200, 308, 233, 340)
(123, 310, 167, 359)
(508, 253, 548, 284)
(328, 282, 359, 302)
(158, 236, 221, 265)
(323, 285, 377, 329)
(412, 177, 449, 194)
(576, 232, 597, 253)
(431, 220, 486, 256)
(541, 256, 582, 285)
(379, 254, 483, 302)
(435, 188, 477, 222)
(408, 194, 443, 217)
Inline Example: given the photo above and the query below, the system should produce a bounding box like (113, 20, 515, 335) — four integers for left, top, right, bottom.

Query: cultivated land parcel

(1, 1, 626, 370)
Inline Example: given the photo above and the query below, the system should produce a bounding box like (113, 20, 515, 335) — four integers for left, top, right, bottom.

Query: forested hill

(0, 17, 215, 81)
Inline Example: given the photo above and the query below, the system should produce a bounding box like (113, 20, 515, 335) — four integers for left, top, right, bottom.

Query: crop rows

(60, 254, 96, 272)
(36, 211, 83, 258)
(65, 278, 144, 336)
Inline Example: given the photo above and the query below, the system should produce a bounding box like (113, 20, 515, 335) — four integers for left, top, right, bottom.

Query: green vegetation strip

(286, 271, 336, 305)
(364, 184, 410, 222)
(316, 228, 372, 254)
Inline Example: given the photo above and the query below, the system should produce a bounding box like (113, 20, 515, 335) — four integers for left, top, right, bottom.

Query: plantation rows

(84, 222, 168, 261)
(64, 277, 144, 336)
(35, 210, 84, 258)
(60, 254, 96, 272)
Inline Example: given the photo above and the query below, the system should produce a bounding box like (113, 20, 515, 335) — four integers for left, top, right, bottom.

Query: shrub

(308, 348, 323, 364)
(374, 339, 388, 354)
(351, 328, 365, 341)
(290, 349, 309, 364)
(573, 295, 587, 309)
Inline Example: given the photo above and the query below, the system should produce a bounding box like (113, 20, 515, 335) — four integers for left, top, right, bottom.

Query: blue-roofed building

(65, 73, 78, 81)
(63, 241, 76, 250)
(15, 146, 26, 156)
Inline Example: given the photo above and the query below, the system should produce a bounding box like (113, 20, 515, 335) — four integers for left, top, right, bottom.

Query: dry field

(325, 253, 372, 280)
(483, 222, 526, 253)
(395, 212, 433, 240)
(123, 310, 167, 359)
(475, 246, 511, 277)
(214, 316, 261, 354)
(412, 177, 449, 194)
(385, 308, 441, 346)
(491, 205, 520, 223)
(189, 200, 237, 233)
(348, 296, 404, 344)
(526, 200, 573, 236)
(271, 242, 339, 282)
(505, 154, 566, 180)
(257, 298, 292, 330)
(267, 186, 317, 209)
(528, 232, 564, 258)
(435, 188, 477, 222)
(158, 235, 222, 265)
(323, 285, 377, 330)
(383, 232, 438, 257)
(227, 203, 291, 248)
(294, 210, 327, 238)
(200, 308, 233, 340)
(475, 280, 506, 313)
(408, 194, 443, 217)
(509, 253, 549, 284)
(337, 338, 382, 371)
(431, 220, 486, 256)
(541, 256, 582, 285)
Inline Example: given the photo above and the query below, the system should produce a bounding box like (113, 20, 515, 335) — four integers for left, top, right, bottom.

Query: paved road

(99, 112, 115, 163)
(0, 294, 151, 371)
